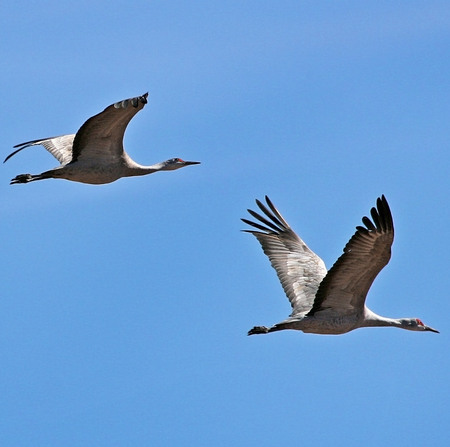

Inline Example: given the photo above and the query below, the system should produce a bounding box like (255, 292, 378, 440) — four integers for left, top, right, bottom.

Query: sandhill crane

(242, 195, 439, 335)
(4, 93, 200, 185)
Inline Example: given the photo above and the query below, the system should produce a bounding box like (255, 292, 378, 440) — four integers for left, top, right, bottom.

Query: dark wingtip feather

(114, 93, 149, 109)
(255, 197, 287, 229)
(247, 208, 281, 233)
(370, 205, 381, 229)
(358, 195, 393, 235)
(241, 217, 275, 233)
(264, 196, 290, 228)
(375, 195, 393, 233)
(4, 146, 27, 163)
(241, 196, 291, 236)
(379, 195, 394, 233)
(137, 93, 148, 106)
(362, 215, 376, 231)
(3, 153, 13, 164)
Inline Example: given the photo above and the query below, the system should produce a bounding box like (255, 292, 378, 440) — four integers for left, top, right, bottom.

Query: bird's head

(161, 158, 201, 171)
(401, 318, 439, 333)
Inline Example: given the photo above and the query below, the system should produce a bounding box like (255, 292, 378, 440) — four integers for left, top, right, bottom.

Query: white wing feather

(242, 196, 327, 315)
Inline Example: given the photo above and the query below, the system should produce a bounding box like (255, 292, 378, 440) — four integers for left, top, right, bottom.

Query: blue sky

(1, 1, 449, 446)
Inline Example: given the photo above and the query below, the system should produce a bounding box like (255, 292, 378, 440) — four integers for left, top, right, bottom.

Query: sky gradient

(1, 1, 449, 446)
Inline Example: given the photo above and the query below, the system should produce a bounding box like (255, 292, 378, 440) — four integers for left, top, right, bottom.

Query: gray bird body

(243, 196, 439, 335)
(5, 93, 200, 185)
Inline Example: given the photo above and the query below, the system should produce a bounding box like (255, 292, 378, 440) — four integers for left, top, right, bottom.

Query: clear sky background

(1, 1, 449, 446)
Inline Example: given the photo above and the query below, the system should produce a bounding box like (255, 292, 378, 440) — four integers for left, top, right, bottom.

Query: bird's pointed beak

(183, 161, 201, 166)
(425, 325, 439, 333)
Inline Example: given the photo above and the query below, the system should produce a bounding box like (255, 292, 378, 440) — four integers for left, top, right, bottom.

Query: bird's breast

(56, 161, 123, 185)
(299, 314, 359, 335)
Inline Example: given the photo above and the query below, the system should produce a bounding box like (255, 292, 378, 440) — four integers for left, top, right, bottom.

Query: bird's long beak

(425, 325, 440, 333)
(184, 161, 201, 166)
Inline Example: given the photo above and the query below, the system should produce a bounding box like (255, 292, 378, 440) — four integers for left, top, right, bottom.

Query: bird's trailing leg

(248, 326, 270, 335)
(9, 171, 53, 185)
(248, 323, 290, 335)
(10, 173, 47, 185)
(10, 174, 33, 184)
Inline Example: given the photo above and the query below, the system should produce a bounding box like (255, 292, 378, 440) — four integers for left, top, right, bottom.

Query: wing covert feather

(72, 93, 148, 162)
(308, 195, 394, 317)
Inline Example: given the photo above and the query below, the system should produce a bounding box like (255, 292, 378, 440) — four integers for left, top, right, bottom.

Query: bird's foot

(10, 174, 33, 184)
(248, 326, 269, 336)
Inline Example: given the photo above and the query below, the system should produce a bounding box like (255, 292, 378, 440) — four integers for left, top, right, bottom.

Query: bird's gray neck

(361, 308, 403, 328)
(127, 164, 162, 176)
(123, 156, 164, 177)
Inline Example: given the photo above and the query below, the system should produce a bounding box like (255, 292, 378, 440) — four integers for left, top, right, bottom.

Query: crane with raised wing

(242, 195, 439, 335)
(5, 93, 200, 185)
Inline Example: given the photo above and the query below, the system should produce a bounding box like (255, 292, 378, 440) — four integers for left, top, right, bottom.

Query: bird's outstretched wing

(242, 196, 327, 315)
(4, 134, 75, 166)
(308, 195, 394, 317)
(71, 93, 148, 163)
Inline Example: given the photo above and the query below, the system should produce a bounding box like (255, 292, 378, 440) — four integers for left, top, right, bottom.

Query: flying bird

(242, 195, 439, 335)
(4, 93, 200, 185)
